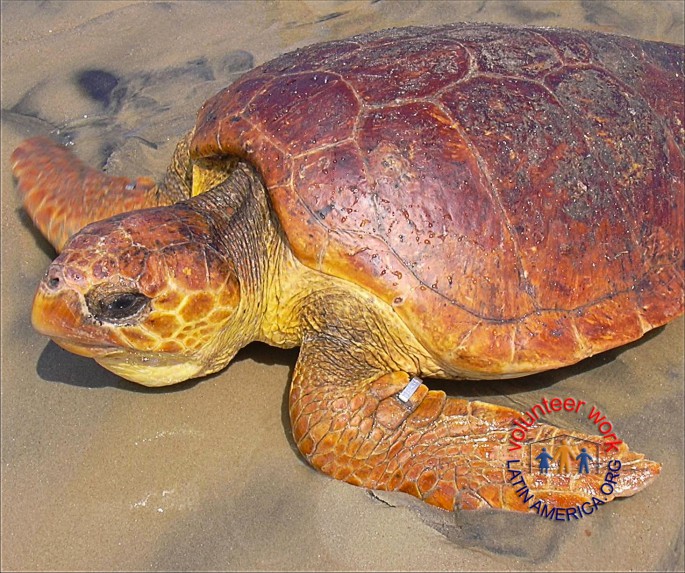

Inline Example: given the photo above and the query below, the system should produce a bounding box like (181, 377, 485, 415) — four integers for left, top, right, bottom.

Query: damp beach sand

(2, 1, 684, 571)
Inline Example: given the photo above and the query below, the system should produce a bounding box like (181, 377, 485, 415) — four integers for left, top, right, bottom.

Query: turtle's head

(31, 205, 243, 386)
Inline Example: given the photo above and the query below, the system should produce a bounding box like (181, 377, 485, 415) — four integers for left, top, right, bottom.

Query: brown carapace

(12, 23, 683, 512)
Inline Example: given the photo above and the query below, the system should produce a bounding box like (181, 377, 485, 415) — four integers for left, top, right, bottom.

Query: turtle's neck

(184, 161, 301, 354)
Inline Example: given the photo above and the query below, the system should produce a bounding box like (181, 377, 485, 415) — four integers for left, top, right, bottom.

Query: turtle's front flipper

(11, 136, 191, 252)
(290, 339, 661, 513)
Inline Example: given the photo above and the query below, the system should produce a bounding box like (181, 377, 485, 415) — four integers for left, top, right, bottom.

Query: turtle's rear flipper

(11, 137, 180, 252)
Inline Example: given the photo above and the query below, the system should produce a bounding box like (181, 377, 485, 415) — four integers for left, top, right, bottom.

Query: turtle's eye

(86, 290, 150, 324)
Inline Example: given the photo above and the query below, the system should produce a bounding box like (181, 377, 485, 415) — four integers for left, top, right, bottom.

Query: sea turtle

(11, 23, 684, 512)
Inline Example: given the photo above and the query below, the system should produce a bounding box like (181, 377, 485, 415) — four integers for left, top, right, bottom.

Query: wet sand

(1, 1, 683, 571)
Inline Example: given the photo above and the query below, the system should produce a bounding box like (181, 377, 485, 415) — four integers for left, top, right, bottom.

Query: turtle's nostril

(44, 266, 65, 291)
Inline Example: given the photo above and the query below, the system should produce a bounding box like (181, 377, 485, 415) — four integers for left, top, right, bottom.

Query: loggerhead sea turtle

(11, 23, 684, 512)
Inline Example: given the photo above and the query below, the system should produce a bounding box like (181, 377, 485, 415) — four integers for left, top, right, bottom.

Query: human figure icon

(536, 447, 554, 474)
(576, 447, 594, 474)
(554, 439, 575, 474)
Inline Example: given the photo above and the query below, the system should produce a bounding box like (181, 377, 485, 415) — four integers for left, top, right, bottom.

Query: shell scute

(467, 28, 563, 79)
(247, 71, 359, 156)
(292, 141, 373, 234)
(333, 35, 470, 103)
(440, 73, 646, 310)
(544, 30, 594, 64)
(357, 100, 529, 319)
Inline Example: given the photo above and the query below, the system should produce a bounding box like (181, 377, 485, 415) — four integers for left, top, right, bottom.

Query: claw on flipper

(11, 137, 161, 252)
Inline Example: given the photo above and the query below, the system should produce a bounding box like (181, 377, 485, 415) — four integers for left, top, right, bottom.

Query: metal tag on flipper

(398, 376, 422, 403)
